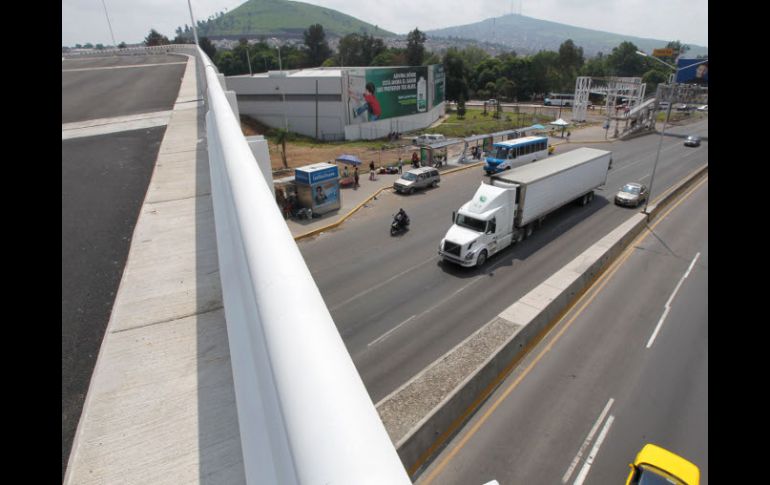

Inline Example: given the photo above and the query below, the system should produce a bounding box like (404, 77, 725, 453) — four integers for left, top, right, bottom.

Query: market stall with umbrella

(335, 154, 361, 187)
(335, 154, 362, 166)
(549, 118, 570, 138)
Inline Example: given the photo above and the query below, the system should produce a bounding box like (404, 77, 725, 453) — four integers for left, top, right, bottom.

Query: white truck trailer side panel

(493, 148, 611, 227)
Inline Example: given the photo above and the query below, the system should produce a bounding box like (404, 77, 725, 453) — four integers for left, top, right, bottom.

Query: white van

(412, 134, 446, 146)
(394, 167, 440, 194)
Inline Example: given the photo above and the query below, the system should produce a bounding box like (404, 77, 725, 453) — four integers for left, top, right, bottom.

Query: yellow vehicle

(625, 444, 700, 485)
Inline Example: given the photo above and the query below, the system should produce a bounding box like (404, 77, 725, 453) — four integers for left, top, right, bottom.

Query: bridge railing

(66, 44, 411, 484)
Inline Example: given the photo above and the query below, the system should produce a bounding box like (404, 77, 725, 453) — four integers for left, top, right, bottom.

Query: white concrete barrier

(199, 46, 411, 484)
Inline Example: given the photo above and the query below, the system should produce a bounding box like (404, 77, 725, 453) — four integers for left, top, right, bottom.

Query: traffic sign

(652, 48, 674, 57)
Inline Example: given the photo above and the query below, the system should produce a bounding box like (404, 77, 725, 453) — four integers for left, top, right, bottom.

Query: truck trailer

(439, 147, 612, 268)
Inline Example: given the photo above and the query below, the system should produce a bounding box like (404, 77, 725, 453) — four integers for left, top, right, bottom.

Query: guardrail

(200, 46, 410, 484)
(66, 44, 410, 484)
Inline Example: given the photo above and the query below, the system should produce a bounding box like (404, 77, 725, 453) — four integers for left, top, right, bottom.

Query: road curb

(378, 164, 708, 480)
(293, 162, 485, 241)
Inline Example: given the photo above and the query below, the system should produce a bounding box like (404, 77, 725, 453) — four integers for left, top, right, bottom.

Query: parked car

(487, 98, 498, 106)
(696, 104, 708, 112)
(615, 182, 649, 207)
(393, 167, 440, 194)
(684, 135, 701, 147)
(658, 101, 670, 110)
(412, 133, 446, 146)
(625, 444, 700, 485)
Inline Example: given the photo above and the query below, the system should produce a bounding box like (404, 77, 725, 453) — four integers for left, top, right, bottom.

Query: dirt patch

(240, 115, 417, 175)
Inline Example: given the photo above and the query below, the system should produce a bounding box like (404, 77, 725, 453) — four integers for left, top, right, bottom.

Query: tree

(557, 39, 584, 91)
(144, 29, 170, 47)
(406, 28, 426, 66)
(118, 42, 127, 49)
(338, 33, 385, 66)
(274, 128, 290, 170)
(443, 48, 469, 102)
(606, 41, 645, 77)
(303, 24, 332, 67)
(456, 94, 466, 119)
(199, 37, 216, 59)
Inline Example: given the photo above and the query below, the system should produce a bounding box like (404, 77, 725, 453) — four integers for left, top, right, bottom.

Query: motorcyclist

(395, 208, 409, 227)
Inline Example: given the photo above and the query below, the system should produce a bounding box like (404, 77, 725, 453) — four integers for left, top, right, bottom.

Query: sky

(62, 0, 708, 48)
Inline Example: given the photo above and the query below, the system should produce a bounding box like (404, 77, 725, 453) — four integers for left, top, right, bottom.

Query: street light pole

(186, 0, 199, 47)
(100, 0, 117, 48)
(643, 99, 672, 214)
(635, 50, 707, 215)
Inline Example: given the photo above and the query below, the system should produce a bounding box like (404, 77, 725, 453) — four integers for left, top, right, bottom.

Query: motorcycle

(390, 213, 410, 235)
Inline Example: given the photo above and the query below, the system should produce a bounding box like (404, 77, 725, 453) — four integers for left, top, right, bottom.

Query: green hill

(197, 0, 394, 38)
(427, 14, 708, 58)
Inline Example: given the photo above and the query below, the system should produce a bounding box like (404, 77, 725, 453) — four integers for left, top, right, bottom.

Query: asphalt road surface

(61, 54, 184, 479)
(298, 119, 708, 406)
(62, 54, 186, 123)
(417, 176, 708, 485)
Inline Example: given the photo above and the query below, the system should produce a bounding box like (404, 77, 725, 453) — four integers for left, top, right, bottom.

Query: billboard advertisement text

(346, 66, 430, 123)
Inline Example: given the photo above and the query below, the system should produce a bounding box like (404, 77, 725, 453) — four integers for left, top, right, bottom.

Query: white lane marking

(562, 398, 615, 483)
(328, 255, 439, 312)
(367, 277, 483, 347)
(646, 252, 701, 349)
(573, 415, 615, 485)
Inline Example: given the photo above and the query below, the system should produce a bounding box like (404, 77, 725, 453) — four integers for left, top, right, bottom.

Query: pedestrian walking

(343, 165, 349, 179)
(411, 151, 419, 168)
(566, 130, 571, 142)
(397, 157, 403, 174)
(369, 160, 376, 180)
(354, 167, 360, 189)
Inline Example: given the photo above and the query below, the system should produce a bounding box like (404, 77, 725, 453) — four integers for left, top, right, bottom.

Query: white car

(697, 104, 708, 112)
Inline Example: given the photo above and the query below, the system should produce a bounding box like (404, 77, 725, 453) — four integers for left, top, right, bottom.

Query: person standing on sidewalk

(354, 167, 360, 189)
(397, 156, 403, 174)
(369, 160, 376, 180)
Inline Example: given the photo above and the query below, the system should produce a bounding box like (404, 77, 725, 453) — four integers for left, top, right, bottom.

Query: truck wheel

(476, 250, 487, 268)
(587, 191, 594, 203)
(525, 224, 534, 239)
(580, 194, 589, 206)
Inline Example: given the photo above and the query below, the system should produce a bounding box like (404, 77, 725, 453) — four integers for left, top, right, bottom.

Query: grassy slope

(200, 0, 395, 37)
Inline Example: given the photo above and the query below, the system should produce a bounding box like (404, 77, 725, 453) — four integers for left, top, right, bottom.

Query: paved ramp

(64, 56, 245, 484)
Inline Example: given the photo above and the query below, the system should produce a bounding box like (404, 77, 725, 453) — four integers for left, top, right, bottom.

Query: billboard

(675, 58, 708, 85)
(345, 66, 430, 124)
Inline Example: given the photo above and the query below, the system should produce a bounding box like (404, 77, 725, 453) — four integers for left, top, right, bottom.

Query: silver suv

(394, 167, 440, 194)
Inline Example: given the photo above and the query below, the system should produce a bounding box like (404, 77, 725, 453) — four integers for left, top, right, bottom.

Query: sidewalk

(286, 160, 483, 241)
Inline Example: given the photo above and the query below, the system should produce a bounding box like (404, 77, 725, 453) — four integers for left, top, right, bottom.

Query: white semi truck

(439, 147, 612, 268)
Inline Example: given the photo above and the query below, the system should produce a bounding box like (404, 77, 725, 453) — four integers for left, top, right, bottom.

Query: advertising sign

(675, 58, 708, 84)
(295, 163, 339, 185)
(346, 66, 430, 123)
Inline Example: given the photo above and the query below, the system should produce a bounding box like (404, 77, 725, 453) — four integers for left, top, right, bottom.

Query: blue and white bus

(483, 136, 549, 174)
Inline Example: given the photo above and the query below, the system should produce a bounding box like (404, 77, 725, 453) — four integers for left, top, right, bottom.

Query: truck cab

(439, 183, 517, 267)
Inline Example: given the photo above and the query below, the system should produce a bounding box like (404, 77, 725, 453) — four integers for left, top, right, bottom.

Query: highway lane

(298, 119, 707, 404)
(416, 176, 707, 485)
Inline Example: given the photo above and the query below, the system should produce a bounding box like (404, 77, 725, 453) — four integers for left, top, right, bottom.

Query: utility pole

(100, 0, 117, 48)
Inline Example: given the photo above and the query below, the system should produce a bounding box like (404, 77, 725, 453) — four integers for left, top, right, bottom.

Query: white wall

(228, 74, 446, 141)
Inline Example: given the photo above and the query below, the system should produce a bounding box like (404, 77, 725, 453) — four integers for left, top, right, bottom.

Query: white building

(227, 65, 446, 141)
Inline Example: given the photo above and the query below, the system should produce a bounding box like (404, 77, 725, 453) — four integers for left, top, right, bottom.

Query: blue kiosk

(294, 162, 341, 216)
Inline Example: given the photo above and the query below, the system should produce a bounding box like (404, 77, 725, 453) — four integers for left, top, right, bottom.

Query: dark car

(684, 135, 701, 147)
(615, 182, 649, 207)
